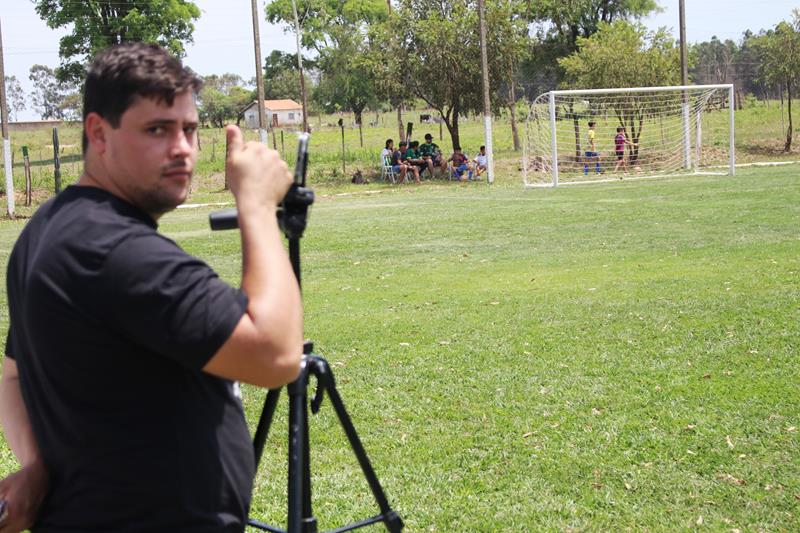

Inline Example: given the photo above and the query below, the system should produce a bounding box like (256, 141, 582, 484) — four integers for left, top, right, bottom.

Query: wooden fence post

(52, 127, 61, 194)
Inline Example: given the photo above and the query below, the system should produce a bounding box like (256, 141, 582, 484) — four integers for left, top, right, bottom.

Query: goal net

(522, 85, 735, 187)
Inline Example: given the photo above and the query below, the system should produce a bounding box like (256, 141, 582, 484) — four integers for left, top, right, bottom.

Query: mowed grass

(1, 167, 799, 531)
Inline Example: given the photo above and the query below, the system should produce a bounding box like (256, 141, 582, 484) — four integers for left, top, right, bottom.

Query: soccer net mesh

(522, 85, 734, 186)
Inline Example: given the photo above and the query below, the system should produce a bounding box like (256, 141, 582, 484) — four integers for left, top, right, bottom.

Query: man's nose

(170, 129, 194, 158)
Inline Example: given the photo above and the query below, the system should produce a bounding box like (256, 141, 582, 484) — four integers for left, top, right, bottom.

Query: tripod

(209, 138, 403, 533)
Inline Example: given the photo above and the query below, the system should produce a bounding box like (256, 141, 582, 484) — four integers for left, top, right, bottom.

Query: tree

(559, 21, 682, 161)
(28, 64, 80, 120)
(33, 0, 200, 83)
(197, 74, 253, 128)
(4, 76, 25, 121)
(755, 12, 800, 151)
(267, 0, 386, 145)
(523, 0, 659, 95)
(392, 0, 531, 150)
(691, 37, 738, 85)
(486, 0, 530, 151)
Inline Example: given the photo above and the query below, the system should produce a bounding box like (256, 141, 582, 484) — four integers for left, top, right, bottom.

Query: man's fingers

(226, 125, 244, 157)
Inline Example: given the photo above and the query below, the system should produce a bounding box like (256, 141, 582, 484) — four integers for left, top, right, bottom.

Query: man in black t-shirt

(0, 43, 303, 532)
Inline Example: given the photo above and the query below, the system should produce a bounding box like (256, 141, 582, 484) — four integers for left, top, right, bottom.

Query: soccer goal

(522, 84, 735, 187)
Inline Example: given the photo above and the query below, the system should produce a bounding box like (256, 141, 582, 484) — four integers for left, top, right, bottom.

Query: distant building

(242, 100, 303, 128)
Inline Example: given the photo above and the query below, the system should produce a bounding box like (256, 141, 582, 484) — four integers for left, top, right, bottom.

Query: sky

(2, 0, 799, 121)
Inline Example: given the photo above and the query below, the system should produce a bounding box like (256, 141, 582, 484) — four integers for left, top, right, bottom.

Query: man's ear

(84, 112, 108, 154)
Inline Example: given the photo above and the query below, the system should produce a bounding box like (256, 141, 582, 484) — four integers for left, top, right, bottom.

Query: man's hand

(225, 125, 292, 215)
(0, 460, 49, 533)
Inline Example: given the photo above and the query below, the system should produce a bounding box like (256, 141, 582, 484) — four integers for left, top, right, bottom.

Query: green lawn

(1, 166, 798, 531)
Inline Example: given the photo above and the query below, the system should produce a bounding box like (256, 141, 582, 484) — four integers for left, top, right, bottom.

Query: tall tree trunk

(508, 76, 520, 151)
(355, 109, 364, 148)
(571, 104, 581, 162)
(443, 108, 461, 150)
(785, 82, 793, 152)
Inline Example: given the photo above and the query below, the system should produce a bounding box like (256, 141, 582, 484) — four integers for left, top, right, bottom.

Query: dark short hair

(424, 133, 433, 140)
(588, 121, 596, 127)
(410, 141, 419, 148)
(454, 146, 461, 151)
(480, 145, 485, 150)
(82, 42, 202, 153)
(385, 138, 393, 148)
(399, 141, 407, 147)
(616, 126, 624, 132)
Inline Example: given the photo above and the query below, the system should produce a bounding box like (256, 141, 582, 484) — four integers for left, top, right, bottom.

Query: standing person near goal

(613, 126, 636, 174)
(0, 42, 303, 532)
(584, 121, 601, 175)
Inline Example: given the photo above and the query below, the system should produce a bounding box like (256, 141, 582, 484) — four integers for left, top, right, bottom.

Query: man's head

(424, 133, 433, 143)
(385, 138, 394, 149)
(588, 121, 596, 128)
(82, 43, 203, 218)
(454, 146, 462, 153)
(616, 126, 625, 133)
(410, 141, 419, 149)
(479, 145, 486, 154)
(399, 141, 407, 151)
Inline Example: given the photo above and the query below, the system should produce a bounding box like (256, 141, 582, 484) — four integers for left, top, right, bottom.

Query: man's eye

(147, 126, 165, 135)
(184, 126, 197, 135)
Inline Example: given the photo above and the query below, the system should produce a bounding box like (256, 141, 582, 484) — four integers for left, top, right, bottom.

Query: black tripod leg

(253, 388, 282, 470)
(287, 360, 317, 533)
(323, 379, 404, 533)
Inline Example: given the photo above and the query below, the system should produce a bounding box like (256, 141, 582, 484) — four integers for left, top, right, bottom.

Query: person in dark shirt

(418, 133, 446, 177)
(0, 43, 303, 532)
(397, 141, 420, 183)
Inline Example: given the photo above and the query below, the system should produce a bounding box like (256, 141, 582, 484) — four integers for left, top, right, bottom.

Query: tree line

(8, 1, 800, 150)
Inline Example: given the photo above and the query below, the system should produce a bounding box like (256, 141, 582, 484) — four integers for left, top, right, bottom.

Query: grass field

(1, 164, 797, 531)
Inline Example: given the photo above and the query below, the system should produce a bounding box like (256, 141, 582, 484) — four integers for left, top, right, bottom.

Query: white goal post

(522, 84, 735, 187)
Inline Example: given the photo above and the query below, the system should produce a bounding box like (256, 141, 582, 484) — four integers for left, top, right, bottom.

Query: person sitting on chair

(397, 141, 420, 183)
(382, 139, 407, 183)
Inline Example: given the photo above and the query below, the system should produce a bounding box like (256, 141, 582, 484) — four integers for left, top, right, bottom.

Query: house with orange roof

(242, 99, 304, 128)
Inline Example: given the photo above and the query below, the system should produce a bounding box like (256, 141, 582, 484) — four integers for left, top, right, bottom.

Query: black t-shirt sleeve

(5, 331, 17, 360)
(99, 231, 248, 370)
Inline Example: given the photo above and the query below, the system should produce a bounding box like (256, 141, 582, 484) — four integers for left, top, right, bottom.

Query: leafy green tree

(392, 0, 531, 150)
(4, 76, 26, 121)
(559, 21, 682, 161)
(755, 12, 800, 151)
(486, 0, 530, 150)
(524, 0, 659, 94)
(690, 37, 738, 85)
(33, 0, 200, 83)
(267, 0, 386, 145)
(264, 50, 299, 79)
(28, 64, 80, 120)
(197, 74, 253, 128)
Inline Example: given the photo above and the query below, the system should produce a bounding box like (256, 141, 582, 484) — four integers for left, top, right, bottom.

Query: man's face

(101, 91, 198, 217)
(425, 138, 432, 144)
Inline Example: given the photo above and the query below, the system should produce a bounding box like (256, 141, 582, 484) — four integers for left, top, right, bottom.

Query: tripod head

(209, 133, 314, 242)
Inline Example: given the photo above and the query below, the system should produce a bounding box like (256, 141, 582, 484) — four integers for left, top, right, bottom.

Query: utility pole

(0, 18, 14, 216)
(679, 0, 690, 169)
(290, 0, 309, 133)
(251, 0, 268, 143)
(679, 0, 688, 86)
(477, 0, 494, 183)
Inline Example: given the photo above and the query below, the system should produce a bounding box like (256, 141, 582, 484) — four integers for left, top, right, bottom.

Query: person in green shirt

(404, 141, 427, 181)
(398, 141, 421, 183)
(418, 133, 446, 177)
